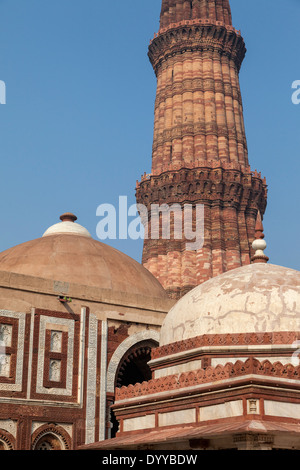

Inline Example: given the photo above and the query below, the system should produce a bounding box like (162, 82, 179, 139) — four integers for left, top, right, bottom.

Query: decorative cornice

(153, 19, 240, 43)
(151, 331, 300, 360)
(136, 165, 267, 212)
(115, 357, 300, 402)
(148, 21, 246, 74)
(138, 161, 265, 181)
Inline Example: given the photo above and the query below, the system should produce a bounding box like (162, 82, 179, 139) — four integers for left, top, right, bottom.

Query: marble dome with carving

(159, 263, 300, 346)
(0, 213, 168, 298)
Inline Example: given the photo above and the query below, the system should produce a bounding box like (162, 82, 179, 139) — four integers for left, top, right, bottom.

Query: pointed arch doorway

(106, 330, 160, 438)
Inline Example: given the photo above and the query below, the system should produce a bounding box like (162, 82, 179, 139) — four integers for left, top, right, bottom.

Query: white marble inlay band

(0, 310, 26, 392)
(85, 314, 98, 444)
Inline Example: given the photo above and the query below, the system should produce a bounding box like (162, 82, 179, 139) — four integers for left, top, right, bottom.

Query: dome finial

(251, 212, 269, 264)
(60, 213, 78, 223)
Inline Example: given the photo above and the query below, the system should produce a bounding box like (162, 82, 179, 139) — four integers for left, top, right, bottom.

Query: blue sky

(0, 0, 299, 272)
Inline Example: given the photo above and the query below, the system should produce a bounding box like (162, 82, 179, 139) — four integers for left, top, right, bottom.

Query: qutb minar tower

(136, 0, 268, 299)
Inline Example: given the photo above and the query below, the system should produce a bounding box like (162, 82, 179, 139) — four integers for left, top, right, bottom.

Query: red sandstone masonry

(159, 0, 233, 29)
(0, 308, 92, 449)
(136, 2, 267, 300)
(30, 308, 81, 403)
(137, 164, 267, 299)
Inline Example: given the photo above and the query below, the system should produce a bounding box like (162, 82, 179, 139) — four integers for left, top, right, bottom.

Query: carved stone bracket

(233, 433, 274, 450)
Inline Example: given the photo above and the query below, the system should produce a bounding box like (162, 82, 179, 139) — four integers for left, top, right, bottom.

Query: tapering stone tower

(136, 0, 267, 300)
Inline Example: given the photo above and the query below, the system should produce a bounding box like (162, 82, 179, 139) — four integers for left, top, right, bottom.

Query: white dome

(43, 221, 92, 238)
(160, 263, 300, 346)
(42, 212, 92, 238)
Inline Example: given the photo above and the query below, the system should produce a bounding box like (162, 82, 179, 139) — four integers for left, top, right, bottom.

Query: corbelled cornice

(115, 356, 300, 402)
(137, 165, 267, 213)
(149, 21, 246, 74)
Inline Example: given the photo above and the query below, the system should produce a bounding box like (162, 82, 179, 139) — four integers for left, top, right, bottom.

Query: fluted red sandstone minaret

(136, 0, 267, 299)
